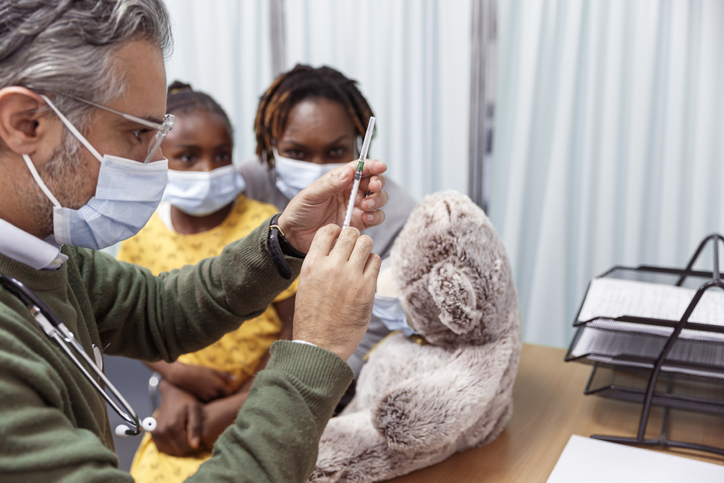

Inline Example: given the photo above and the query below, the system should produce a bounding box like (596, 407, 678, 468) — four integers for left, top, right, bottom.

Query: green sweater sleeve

(0, 292, 351, 481)
(76, 216, 302, 361)
(190, 341, 354, 482)
(0, 291, 131, 483)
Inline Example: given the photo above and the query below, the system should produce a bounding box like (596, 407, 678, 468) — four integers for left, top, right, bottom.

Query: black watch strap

(268, 214, 305, 280)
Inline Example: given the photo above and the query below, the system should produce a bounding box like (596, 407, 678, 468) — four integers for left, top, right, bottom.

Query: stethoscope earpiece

(115, 425, 131, 438)
(142, 417, 157, 432)
(115, 416, 156, 438)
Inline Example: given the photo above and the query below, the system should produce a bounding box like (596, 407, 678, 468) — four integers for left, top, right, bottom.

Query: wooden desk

(390, 344, 724, 482)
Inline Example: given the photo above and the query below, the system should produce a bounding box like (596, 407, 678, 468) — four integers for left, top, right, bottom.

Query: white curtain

(492, 0, 724, 348)
(284, 0, 471, 201)
(163, 0, 472, 202)
(163, 0, 275, 163)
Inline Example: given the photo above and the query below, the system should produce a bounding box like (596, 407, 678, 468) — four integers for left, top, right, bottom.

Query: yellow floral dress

(117, 195, 297, 482)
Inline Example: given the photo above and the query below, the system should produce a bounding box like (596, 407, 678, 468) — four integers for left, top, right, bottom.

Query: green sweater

(0, 218, 353, 482)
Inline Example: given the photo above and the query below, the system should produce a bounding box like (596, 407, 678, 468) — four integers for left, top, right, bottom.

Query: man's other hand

(292, 225, 381, 361)
(277, 159, 388, 254)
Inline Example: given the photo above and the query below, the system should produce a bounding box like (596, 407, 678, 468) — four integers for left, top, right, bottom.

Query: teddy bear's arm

(372, 335, 519, 455)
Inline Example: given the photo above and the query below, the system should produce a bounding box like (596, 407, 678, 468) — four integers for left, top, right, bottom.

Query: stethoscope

(0, 273, 156, 437)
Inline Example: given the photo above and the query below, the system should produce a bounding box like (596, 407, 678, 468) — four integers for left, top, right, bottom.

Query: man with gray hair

(0, 1, 388, 481)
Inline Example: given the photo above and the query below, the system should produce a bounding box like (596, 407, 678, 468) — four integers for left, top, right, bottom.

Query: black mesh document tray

(565, 234, 724, 456)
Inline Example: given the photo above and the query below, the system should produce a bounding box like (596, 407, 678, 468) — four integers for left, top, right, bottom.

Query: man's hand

(292, 225, 381, 361)
(151, 381, 205, 457)
(277, 159, 388, 254)
(166, 363, 237, 403)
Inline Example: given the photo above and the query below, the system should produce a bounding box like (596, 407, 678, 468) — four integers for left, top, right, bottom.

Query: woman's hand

(151, 381, 205, 457)
(277, 159, 388, 254)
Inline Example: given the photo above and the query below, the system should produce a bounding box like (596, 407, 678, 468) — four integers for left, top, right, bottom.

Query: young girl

(118, 82, 296, 482)
(239, 65, 417, 378)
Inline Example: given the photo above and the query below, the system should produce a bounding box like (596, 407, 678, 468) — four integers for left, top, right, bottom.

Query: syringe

(342, 116, 376, 229)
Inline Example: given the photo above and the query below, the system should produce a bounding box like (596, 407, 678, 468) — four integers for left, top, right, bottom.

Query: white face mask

(162, 165, 245, 216)
(22, 95, 169, 250)
(372, 293, 419, 337)
(272, 147, 346, 199)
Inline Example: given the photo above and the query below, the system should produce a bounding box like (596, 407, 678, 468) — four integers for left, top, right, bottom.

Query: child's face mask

(163, 165, 245, 216)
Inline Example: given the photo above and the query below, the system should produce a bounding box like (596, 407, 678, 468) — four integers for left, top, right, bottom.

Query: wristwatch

(268, 213, 306, 279)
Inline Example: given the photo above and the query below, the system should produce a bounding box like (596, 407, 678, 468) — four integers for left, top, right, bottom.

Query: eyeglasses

(61, 94, 175, 164)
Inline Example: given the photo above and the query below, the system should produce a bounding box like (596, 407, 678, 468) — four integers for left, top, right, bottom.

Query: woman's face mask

(163, 165, 245, 216)
(272, 147, 347, 199)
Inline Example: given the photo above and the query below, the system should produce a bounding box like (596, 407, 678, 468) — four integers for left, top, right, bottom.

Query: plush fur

(310, 190, 522, 482)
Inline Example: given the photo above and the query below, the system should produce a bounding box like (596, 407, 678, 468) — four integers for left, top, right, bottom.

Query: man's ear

(0, 87, 58, 156)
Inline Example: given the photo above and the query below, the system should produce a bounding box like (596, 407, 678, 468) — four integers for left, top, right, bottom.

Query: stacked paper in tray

(578, 278, 724, 326)
(570, 278, 724, 374)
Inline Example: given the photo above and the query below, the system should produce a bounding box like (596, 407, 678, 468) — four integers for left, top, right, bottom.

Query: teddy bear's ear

(427, 262, 483, 334)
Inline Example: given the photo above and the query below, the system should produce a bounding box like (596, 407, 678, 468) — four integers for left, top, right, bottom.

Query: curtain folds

(284, 0, 472, 201)
(164, 0, 275, 162)
(492, 0, 724, 347)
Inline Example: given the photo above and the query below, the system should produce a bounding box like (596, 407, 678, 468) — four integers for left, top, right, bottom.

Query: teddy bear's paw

(310, 464, 378, 483)
(374, 387, 448, 455)
(308, 466, 345, 482)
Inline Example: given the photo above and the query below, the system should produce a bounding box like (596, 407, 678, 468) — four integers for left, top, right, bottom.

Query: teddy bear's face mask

(372, 293, 419, 337)
(374, 262, 419, 337)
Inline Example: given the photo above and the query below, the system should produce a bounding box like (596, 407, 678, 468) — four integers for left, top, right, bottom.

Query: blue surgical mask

(163, 165, 245, 216)
(272, 147, 346, 199)
(372, 293, 419, 337)
(22, 96, 169, 250)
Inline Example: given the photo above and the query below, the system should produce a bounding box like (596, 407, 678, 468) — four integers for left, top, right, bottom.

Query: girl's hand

(200, 377, 255, 451)
(152, 381, 205, 457)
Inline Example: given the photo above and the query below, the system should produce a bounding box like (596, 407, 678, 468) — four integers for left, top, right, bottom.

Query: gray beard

(23, 132, 91, 238)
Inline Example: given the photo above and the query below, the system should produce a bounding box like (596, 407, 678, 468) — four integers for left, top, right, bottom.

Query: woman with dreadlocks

(118, 82, 297, 482)
(239, 64, 417, 379)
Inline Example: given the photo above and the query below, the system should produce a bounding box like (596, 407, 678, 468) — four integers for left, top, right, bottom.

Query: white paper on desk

(578, 278, 724, 326)
(547, 435, 724, 483)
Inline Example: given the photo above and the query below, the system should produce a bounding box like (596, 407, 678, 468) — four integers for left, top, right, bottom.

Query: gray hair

(0, 0, 172, 127)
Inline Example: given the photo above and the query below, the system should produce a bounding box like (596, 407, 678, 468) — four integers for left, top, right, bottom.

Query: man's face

(41, 39, 167, 213)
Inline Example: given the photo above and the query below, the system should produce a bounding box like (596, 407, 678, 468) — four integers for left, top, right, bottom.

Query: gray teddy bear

(310, 190, 522, 482)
